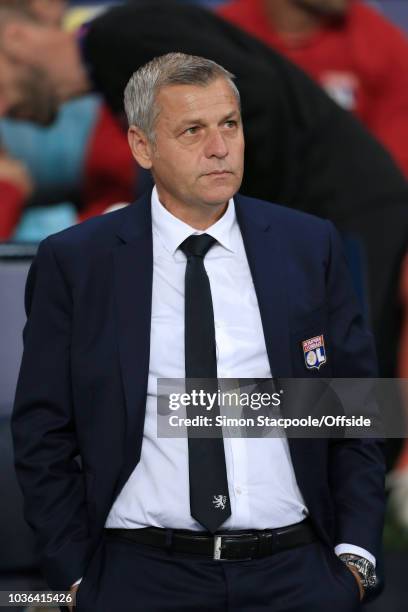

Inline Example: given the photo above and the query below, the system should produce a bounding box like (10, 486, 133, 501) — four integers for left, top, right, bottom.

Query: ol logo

(302, 335, 326, 370)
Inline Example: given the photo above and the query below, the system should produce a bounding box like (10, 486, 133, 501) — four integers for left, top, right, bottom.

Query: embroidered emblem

(212, 495, 227, 510)
(321, 71, 359, 111)
(302, 335, 326, 370)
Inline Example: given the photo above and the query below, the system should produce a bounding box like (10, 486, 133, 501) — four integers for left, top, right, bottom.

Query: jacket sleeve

(325, 221, 386, 583)
(11, 237, 92, 590)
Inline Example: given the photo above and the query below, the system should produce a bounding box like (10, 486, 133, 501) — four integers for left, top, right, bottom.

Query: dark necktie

(179, 233, 231, 533)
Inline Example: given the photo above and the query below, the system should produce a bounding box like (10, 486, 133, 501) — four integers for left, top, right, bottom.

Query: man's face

(0, 50, 58, 124)
(136, 77, 245, 212)
(291, 0, 350, 19)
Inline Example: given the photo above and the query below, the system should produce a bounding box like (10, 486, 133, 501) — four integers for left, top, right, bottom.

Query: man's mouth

(204, 170, 232, 176)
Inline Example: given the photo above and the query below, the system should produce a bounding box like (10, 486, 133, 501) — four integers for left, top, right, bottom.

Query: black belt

(104, 518, 317, 561)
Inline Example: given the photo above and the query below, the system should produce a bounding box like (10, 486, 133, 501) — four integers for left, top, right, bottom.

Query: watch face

(339, 555, 377, 589)
(355, 562, 376, 588)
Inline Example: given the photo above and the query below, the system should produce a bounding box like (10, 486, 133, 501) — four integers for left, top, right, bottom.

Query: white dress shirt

(72, 187, 374, 587)
(105, 186, 310, 530)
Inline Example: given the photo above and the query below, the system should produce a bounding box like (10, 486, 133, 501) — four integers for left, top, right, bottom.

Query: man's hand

(0, 153, 34, 197)
(345, 564, 365, 601)
(68, 582, 80, 611)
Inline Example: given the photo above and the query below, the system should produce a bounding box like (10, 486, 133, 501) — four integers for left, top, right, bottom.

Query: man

(218, 0, 408, 177)
(12, 52, 385, 611)
(0, 1, 406, 381)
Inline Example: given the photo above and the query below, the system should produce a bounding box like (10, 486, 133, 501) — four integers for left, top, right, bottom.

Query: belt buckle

(213, 535, 224, 560)
(213, 534, 254, 561)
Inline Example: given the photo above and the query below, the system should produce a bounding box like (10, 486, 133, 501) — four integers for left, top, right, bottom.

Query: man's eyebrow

(220, 111, 240, 123)
(175, 117, 205, 131)
(175, 110, 240, 131)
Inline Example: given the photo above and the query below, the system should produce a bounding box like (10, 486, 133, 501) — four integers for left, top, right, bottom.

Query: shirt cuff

(71, 577, 83, 588)
(335, 543, 376, 567)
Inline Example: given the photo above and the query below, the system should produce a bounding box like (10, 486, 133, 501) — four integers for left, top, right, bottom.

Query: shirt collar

(151, 185, 237, 256)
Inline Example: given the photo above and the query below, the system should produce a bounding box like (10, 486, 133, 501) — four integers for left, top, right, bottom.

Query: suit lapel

(113, 193, 153, 480)
(235, 194, 293, 378)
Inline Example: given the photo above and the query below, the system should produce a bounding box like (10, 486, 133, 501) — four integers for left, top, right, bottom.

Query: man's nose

(204, 129, 228, 158)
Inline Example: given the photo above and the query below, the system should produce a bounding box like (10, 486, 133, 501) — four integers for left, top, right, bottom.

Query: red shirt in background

(79, 104, 136, 222)
(0, 181, 25, 240)
(218, 0, 408, 176)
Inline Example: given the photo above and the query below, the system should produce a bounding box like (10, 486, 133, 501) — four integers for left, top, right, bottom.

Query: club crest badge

(302, 335, 326, 370)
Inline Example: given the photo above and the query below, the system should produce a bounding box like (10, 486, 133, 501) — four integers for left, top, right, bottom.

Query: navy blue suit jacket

(11, 192, 385, 592)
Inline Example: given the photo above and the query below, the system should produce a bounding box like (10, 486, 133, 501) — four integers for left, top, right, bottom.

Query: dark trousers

(74, 531, 362, 611)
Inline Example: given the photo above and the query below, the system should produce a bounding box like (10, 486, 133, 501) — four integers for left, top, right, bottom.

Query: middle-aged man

(12, 52, 385, 612)
(0, 2, 406, 386)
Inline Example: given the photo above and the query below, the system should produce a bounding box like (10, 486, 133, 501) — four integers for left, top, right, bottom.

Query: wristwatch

(338, 553, 378, 593)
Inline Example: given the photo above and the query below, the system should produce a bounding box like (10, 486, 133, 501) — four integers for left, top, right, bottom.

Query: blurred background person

(0, 0, 137, 242)
(218, 0, 408, 177)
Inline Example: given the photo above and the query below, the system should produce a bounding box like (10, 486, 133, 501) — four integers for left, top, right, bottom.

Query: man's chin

(199, 177, 241, 204)
(203, 187, 239, 207)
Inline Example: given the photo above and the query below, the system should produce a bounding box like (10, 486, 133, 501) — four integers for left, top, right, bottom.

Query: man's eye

(225, 120, 237, 128)
(185, 126, 199, 135)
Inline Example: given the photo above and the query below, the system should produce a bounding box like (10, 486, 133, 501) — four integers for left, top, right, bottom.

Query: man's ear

(127, 126, 154, 169)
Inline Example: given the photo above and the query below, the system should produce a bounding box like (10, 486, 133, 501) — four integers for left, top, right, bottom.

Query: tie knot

(179, 234, 217, 259)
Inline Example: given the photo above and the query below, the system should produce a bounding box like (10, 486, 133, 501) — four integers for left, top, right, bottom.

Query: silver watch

(339, 554, 378, 591)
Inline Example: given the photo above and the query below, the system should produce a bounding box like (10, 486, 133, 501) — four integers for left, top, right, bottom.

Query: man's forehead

(157, 79, 239, 118)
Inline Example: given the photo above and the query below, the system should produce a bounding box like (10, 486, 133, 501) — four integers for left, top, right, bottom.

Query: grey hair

(124, 52, 241, 143)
